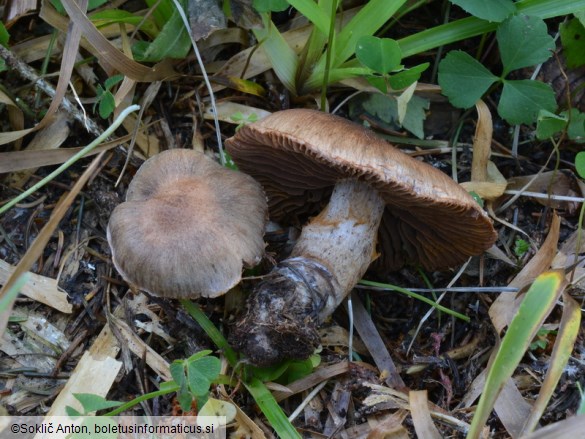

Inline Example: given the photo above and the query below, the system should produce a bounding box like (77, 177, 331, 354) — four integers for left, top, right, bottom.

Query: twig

(287, 380, 328, 423)
(355, 285, 519, 293)
(503, 190, 585, 203)
(0, 44, 102, 137)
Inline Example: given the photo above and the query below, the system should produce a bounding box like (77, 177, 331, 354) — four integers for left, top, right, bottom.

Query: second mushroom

(107, 149, 267, 299)
(226, 109, 497, 366)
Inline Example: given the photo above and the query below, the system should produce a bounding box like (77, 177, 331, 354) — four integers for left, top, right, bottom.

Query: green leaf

(65, 406, 82, 417)
(467, 271, 565, 437)
(170, 361, 186, 388)
(577, 10, 585, 28)
(365, 75, 387, 93)
(513, 238, 530, 257)
(248, 362, 290, 382)
(170, 361, 192, 411)
(187, 349, 214, 362)
(497, 15, 555, 75)
(438, 50, 498, 108)
(0, 21, 9, 46)
(361, 93, 429, 139)
(178, 387, 193, 412)
(355, 36, 402, 74)
(576, 152, 585, 179)
(187, 356, 221, 396)
(536, 110, 567, 140)
(71, 418, 117, 439)
(247, 354, 319, 383)
(388, 62, 429, 90)
(333, 0, 406, 67)
(450, 0, 515, 22)
(253, 0, 289, 13)
(104, 74, 124, 91)
(560, 18, 585, 68)
(278, 355, 320, 383)
(497, 79, 557, 125)
(565, 109, 585, 141)
(529, 338, 548, 351)
(72, 394, 122, 414)
(134, 6, 190, 62)
(98, 92, 116, 119)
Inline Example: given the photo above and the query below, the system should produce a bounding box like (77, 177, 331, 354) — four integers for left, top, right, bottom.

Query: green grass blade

(320, 0, 339, 110)
(287, 0, 330, 35)
(297, 27, 328, 87)
(104, 385, 179, 416)
(136, 5, 190, 62)
(519, 291, 581, 434)
(578, 385, 585, 415)
(145, 0, 176, 26)
(303, 0, 411, 91)
(301, 0, 585, 92)
(467, 271, 566, 439)
(181, 300, 301, 437)
(0, 105, 140, 216)
(0, 273, 28, 312)
(253, 14, 299, 94)
(245, 378, 302, 439)
(180, 299, 238, 366)
(398, 0, 585, 58)
(89, 10, 159, 38)
(296, 0, 344, 91)
(358, 280, 470, 322)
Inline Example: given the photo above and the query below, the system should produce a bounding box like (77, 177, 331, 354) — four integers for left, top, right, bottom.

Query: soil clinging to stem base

(231, 179, 385, 366)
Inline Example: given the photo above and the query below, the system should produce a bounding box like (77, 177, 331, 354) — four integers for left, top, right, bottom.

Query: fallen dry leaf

(6, 113, 70, 189)
(409, 390, 442, 439)
(489, 213, 560, 333)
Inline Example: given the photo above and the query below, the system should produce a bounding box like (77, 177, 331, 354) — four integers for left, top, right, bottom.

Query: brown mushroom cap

(107, 149, 267, 298)
(226, 109, 496, 271)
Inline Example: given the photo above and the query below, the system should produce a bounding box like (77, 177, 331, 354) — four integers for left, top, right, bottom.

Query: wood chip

(44, 324, 122, 416)
(0, 259, 72, 313)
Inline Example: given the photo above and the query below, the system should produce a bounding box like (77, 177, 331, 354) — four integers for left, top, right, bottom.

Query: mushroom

(225, 109, 497, 366)
(107, 149, 267, 298)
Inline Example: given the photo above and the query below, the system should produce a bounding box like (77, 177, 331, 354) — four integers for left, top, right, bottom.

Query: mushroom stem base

(231, 179, 385, 366)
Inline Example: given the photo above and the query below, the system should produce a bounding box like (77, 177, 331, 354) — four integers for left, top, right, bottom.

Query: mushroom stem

(231, 179, 385, 366)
